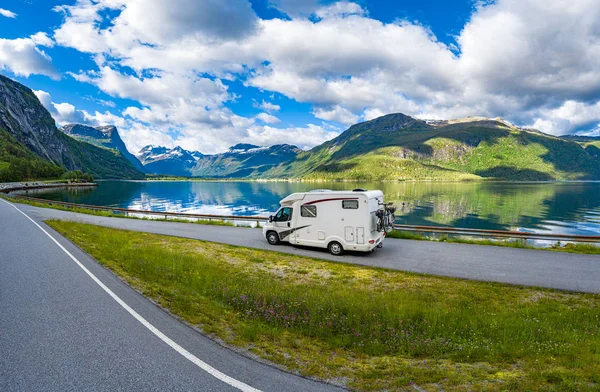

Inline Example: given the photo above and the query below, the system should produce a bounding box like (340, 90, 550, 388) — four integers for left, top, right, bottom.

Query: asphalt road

(16, 201, 600, 294)
(0, 199, 344, 392)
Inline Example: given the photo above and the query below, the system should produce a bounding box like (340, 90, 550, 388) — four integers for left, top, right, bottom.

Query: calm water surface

(21, 180, 600, 236)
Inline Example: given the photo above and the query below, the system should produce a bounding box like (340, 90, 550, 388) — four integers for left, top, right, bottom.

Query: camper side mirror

(269, 215, 274, 222)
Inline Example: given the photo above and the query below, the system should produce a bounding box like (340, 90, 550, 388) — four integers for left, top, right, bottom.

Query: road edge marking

(1, 198, 262, 392)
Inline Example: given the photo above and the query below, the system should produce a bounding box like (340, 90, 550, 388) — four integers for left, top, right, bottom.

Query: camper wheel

(266, 231, 280, 245)
(328, 241, 344, 256)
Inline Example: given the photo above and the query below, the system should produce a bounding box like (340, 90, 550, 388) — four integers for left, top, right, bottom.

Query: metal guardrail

(11, 195, 600, 243)
(393, 224, 600, 243)
(12, 195, 269, 224)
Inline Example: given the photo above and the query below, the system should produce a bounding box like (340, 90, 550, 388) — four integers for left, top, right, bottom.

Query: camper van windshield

(274, 207, 293, 221)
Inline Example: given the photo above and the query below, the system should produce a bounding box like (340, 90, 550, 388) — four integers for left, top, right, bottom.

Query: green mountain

(190, 144, 301, 178)
(0, 128, 64, 181)
(267, 114, 600, 181)
(561, 135, 600, 161)
(0, 74, 144, 180)
(60, 124, 146, 172)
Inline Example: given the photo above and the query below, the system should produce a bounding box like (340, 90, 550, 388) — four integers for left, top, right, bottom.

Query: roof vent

(352, 188, 367, 192)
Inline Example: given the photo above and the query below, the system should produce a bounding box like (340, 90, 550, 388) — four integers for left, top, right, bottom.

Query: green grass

(386, 230, 600, 255)
(271, 117, 600, 181)
(46, 221, 600, 391)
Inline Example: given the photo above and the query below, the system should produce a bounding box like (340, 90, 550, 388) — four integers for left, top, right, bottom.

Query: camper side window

(301, 205, 317, 217)
(342, 200, 359, 209)
(274, 207, 293, 222)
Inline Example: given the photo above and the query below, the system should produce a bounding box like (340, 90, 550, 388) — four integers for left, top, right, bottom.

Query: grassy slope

(48, 221, 600, 391)
(267, 118, 600, 181)
(191, 148, 301, 178)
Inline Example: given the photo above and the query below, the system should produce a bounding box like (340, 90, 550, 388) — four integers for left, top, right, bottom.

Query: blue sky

(1, 0, 599, 154)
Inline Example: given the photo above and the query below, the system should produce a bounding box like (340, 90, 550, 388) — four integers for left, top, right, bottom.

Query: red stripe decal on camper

(303, 197, 359, 205)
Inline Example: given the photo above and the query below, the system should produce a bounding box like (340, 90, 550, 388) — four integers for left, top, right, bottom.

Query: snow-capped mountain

(136, 146, 204, 176)
(136, 143, 301, 177)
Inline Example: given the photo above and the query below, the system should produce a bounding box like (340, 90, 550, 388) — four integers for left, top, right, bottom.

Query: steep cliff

(60, 124, 146, 172)
(0, 74, 144, 179)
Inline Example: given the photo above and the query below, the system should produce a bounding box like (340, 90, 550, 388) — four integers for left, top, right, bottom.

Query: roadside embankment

(0, 181, 97, 193)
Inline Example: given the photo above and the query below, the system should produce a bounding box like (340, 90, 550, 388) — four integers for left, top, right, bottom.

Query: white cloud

(313, 105, 359, 125)
(527, 100, 600, 135)
(29, 32, 55, 47)
(244, 124, 337, 150)
(0, 8, 17, 18)
(34, 89, 127, 128)
(121, 123, 176, 154)
(256, 100, 281, 112)
(256, 112, 281, 124)
(0, 37, 59, 79)
(314, 1, 366, 19)
(49, 0, 600, 149)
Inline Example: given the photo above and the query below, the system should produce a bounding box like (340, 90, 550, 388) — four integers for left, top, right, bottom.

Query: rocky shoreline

(0, 181, 98, 193)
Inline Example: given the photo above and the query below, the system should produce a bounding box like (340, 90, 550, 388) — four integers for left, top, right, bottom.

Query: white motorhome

(262, 189, 395, 255)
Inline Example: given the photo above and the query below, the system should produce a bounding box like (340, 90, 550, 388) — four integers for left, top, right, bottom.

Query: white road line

(1, 198, 262, 392)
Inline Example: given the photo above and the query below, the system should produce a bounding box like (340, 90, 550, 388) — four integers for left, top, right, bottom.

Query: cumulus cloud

(0, 8, 17, 18)
(314, 1, 366, 19)
(0, 37, 59, 79)
(256, 100, 281, 112)
(313, 105, 359, 125)
(256, 112, 281, 124)
(526, 100, 600, 136)
(48, 0, 600, 150)
(34, 89, 126, 128)
(244, 124, 337, 150)
(29, 32, 55, 47)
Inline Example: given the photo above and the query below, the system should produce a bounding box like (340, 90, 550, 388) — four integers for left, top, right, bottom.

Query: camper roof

(279, 190, 383, 206)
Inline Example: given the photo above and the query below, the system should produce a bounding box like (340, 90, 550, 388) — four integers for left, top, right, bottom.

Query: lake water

(19, 180, 600, 236)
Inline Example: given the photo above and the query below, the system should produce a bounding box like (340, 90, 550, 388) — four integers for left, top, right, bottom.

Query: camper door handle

(287, 222, 291, 227)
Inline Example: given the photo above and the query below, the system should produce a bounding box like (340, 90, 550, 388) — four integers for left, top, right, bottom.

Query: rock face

(0, 74, 144, 179)
(60, 124, 146, 172)
(136, 146, 202, 176)
(0, 74, 76, 168)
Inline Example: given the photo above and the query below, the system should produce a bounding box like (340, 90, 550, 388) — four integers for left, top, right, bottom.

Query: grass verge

(47, 220, 600, 391)
(386, 230, 600, 255)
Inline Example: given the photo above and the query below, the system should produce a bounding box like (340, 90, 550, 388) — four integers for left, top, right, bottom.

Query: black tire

(266, 231, 280, 245)
(328, 241, 344, 256)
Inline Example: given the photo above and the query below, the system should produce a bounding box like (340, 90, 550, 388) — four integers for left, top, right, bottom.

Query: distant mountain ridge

(138, 143, 302, 178)
(0, 74, 144, 180)
(190, 143, 301, 178)
(136, 113, 600, 181)
(60, 124, 146, 172)
(136, 145, 202, 177)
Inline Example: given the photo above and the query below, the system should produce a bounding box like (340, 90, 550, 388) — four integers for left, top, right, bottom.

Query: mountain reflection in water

(20, 180, 600, 236)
